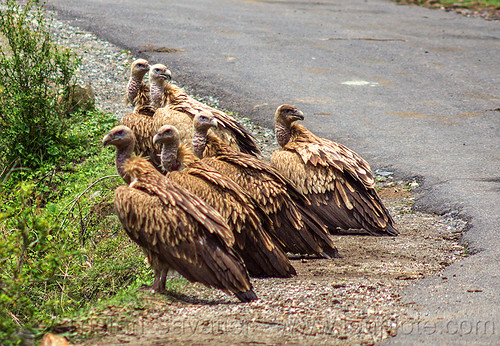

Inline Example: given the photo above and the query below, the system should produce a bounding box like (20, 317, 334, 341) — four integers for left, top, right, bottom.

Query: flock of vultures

(102, 59, 399, 302)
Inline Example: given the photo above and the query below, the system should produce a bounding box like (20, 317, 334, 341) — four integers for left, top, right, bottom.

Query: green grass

(438, 0, 499, 7)
(440, 0, 500, 8)
(57, 278, 189, 343)
(0, 108, 159, 344)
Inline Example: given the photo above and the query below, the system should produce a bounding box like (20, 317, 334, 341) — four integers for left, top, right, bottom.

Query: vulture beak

(160, 69, 172, 81)
(152, 133, 161, 145)
(102, 133, 113, 147)
(292, 110, 305, 121)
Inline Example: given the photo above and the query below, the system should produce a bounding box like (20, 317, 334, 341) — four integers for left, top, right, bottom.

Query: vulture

(125, 59, 151, 109)
(103, 125, 257, 302)
(121, 87, 192, 170)
(271, 104, 398, 236)
(192, 114, 340, 259)
(153, 124, 296, 278)
(148, 63, 261, 156)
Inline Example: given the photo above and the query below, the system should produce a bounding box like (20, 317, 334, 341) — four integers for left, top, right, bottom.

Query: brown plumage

(153, 124, 296, 278)
(125, 59, 151, 109)
(120, 105, 162, 169)
(192, 114, 339, 259)
(122, 63, 212, 169)
(271, 104, 398, 236)
(103, 125, 257, 302)
(149, 64, 261, 156)
(121, 103, 195, 170)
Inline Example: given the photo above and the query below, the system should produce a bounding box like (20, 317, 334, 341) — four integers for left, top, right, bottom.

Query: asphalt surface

(49, 0, 499, 344)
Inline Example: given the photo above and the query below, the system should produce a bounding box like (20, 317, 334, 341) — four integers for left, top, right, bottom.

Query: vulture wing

(202, 137, 339, 259)
(115, 157, 257, 302)
(272, 124, 397, 236)
(164, 149, 295, 278)
(164, 83, 261, 156)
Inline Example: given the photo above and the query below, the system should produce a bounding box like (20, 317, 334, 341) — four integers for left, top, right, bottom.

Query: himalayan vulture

(271, 104, 398, 236)
(103, 125, 257, 302)
(148, 63, 261, 156)
(125, 59, 151, 109)
(153, 124, 296, 278)
(123, 62, 202, 170)
(192, 114, 340, 259)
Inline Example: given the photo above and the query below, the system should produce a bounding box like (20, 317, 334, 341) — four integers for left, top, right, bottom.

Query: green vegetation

(439, 0, 500, 7)
(0, 1, 157, 344)
(393, 0, 500, 9)
(0, 0, 80, 171)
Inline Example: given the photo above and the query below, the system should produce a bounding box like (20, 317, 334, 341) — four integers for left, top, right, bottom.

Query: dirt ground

(67, 178, 467, 345)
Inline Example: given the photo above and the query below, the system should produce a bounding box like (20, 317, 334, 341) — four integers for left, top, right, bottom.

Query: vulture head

(130, 59, 150, 78)
(193, 113, 218, 134)
(275, 104, 305, 127)
(153, 125, 181, 147)
(103, 125, 136, 149)
(149, 64, 172, 83)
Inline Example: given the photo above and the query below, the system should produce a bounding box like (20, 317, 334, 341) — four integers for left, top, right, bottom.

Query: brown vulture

(271, 104, 398, 236)
(153, 124, 296, 278)
(103, 125, 258, 302)
(125, 59, 151, 109)
(192, 114, 340, 259)
(148, 63, 261, 156)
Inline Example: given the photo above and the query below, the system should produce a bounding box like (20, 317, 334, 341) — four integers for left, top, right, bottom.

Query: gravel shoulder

(50, 15, 468, 345)
(69, 181, 467, 345)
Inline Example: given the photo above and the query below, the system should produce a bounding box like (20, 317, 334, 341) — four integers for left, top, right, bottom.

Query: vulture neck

(127, 74, 145, 103)
(149, 79, 164, 108)
(275, 122, 292, 147)
(116, 142, 135, 184)
(160, 142, 182, 172)
(192, 129, 209, 158)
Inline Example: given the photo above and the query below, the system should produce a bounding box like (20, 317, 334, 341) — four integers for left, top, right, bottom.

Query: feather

(125, 59, 151, 109)
(271, 104, 398, 236)
(154, 125, 296, 278)
(192, 114, 339, 259)
(104, 125, 257, 302)
(148, 64, 260, 156)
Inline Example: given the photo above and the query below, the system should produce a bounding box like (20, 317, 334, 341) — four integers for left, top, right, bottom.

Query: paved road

(49, 0, 499, 343)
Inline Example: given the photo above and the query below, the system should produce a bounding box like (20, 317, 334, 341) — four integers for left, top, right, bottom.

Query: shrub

(0, 0, 80, 170)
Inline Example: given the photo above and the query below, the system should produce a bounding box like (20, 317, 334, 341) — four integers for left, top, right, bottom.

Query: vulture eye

(116, 130, 124, 136)
(200, 115, 208, 121)
(164, 129, 172, 134)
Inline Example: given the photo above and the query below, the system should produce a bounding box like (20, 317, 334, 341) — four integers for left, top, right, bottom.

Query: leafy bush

(0, 0, 80, 170)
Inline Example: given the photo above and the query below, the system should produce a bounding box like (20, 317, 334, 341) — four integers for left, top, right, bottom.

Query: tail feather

(241, 239, 296, 278)
(235, 289, 258, 302)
